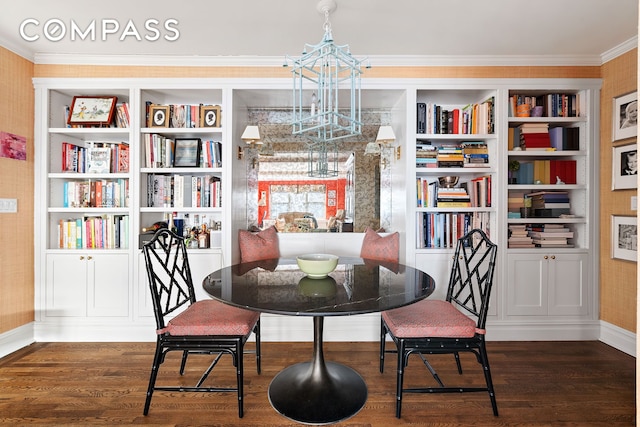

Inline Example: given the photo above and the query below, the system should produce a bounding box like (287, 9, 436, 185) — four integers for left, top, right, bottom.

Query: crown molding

(0, 35, 35, 62)
(32, 53, 605, 67)
(601, 36, 638, 64)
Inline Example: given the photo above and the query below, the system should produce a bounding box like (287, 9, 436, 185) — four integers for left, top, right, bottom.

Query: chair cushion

(238, 225, 280, 263)
(360, 227, 399, 263)
(382, 299, 479, 338)
(159, 300, 260, 336)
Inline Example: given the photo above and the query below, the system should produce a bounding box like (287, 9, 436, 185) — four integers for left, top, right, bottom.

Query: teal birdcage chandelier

(286, 0, 367, 177)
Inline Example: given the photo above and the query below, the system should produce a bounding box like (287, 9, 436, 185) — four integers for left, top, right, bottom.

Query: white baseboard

(599, 320, 636, 356)
(0, 318, 634, 358)
(0, 323, 35, 358)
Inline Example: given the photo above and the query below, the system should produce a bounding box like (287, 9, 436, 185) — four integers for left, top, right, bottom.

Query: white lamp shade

(376, 126, 396, 144)
(241, 125, 262, 144)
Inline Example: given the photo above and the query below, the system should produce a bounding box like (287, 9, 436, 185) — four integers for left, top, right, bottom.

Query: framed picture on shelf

(67, 96, 118, 126)
(173, 138, 201, 167)
(611, 215, 637, 262)
(612, 143, 637, 190)
(613, 91, 637, 142)
(200, 105, 221, 128)
(148, 105, 170, 127)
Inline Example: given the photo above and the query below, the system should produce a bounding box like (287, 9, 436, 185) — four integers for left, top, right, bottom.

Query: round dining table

(202, 256, 435, 425)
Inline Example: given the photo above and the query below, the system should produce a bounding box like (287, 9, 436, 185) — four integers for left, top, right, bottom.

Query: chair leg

(254, 320, 261, 375)
(395, 340, 407, 419)
(380, 318, 387, 373)
(179, 350, 188, 375)
(236, 340, 244, 418)
(478, 343, 499, 416)
(143, 342, 163, 415)
(454, 351, 463, 374)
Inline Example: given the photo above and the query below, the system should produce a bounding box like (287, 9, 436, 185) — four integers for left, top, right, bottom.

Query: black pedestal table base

(268, 316, 367, 425)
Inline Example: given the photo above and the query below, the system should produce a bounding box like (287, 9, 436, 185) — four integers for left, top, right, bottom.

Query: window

(270, 184, 326, 219)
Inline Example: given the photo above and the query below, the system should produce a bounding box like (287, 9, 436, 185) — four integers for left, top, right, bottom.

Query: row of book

(416, 141, 489, 168)
(416, 175, 491, 208)
(509, 125, 579, 151)
(64, 102, 130, 128)
(508, 223, 574, 248)
(508, 191, 572, 218)
(508, 93, 580, 118)
(62, 142, 130, 174)
(146, 174, 222, 208)
(145, 102, 221, 128)
(417, 211, 490, 249)
(57, 215, 129, 249)
(143, 134, 222, 168)
(511, 160, 577, 185)
(63, 179, 129, 208)
(417, 97, 495, 135)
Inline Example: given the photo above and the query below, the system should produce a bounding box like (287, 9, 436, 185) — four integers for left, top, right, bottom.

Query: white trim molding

(0, 323, 35, 359)
(599, 320, 636, 356)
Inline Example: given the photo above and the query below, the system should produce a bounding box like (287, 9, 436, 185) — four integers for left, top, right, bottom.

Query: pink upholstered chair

(142, 228, 261, 418)
(379, 228, 498, 418)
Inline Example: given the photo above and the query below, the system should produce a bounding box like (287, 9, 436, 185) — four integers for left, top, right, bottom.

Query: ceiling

(0, 0, 637, 65)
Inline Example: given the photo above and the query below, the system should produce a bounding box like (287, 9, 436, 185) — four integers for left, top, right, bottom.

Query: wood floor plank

(0, 341, 634, 426)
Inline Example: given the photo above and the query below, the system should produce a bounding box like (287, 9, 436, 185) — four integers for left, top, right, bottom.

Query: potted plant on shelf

(508, 160, 520, 184)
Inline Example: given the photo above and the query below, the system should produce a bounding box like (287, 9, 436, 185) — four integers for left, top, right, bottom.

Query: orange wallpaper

(599, 49, 638, 333)
(0, 47, 35, 334)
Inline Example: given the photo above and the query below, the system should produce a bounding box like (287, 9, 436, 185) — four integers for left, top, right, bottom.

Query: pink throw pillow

(360, 227, 399, 263)
(238, 226, 280, 263)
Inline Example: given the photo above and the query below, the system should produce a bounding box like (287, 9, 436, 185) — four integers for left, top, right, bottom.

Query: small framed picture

(149, 105, 170, 127)
(173, 138, 201, 167)
(67, 96, 118, 126)
(612, 143, 637, 190)
(611, 215, 637, 262)
(200, 105, 221, 128)
(613, 92, 637, 142)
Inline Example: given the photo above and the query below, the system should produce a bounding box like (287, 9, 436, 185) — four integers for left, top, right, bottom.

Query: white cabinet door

(87, 253, 129, 317)
(507, 253, 588, 316)
(46, 254, 88, 317)
(46, 253, 129, 317)
(547, 253, 588, 316)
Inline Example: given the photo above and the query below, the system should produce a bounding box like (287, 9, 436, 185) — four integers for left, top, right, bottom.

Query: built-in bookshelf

(506, 89, 589, 250)
(413, 89, 498, 252)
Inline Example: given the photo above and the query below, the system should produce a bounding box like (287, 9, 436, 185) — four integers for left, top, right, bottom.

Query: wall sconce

(239, 125, 262, 168)
(376, 125, 400, 160)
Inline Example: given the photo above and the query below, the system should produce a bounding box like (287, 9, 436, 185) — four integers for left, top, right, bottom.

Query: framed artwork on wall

(611, 215, 637, 262)
(612, 143, 637, 190)
(613, 92, 637, 142)
(173, 138, 201, 167)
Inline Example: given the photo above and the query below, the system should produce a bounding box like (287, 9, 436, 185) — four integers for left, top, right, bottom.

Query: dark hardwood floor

(0, 340, 634, 426)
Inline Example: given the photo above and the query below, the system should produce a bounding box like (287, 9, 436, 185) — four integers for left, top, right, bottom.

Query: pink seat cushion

(238, 226, 280, 263)
(382, 299, 480, 338)
(360, 227, 399, 263)
(159, 300, 260, 336)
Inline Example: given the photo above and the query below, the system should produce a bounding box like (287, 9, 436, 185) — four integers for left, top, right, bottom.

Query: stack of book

(526, 191, 570, 217)
(508, 224, 535, 248)
(416, 144, 438, 168)
(549, 127, 580, 150)
(527, 224, 574, 248)
(508, 190, 526, 217)
(519, 123, 551, 150)
(437, 186, 471, 207)
(461, 141, 489, 167)
(437, 145, 464, 167)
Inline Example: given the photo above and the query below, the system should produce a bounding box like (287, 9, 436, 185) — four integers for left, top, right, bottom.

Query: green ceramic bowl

(296, 254, 339, 279)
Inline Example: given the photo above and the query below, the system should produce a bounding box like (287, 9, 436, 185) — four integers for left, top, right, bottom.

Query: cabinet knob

(544, 255, 549, 260)
(87, 256, 93, 260)
(550, 255, 555, 260)
(79, 256, 84, 260)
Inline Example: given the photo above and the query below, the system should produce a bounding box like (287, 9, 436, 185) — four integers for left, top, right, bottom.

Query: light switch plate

(0, 198, 17, 213)
(631, 196, 637, 211)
